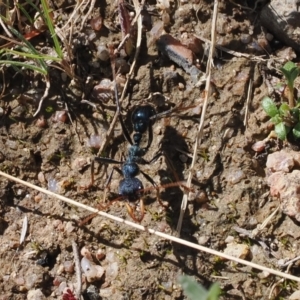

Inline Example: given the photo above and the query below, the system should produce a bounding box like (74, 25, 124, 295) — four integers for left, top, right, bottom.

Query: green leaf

(280, 68, 292, 84)
(290, 67, 299, 84)
(282, 61, 297, 72)
(270, 114, 282, 124)
(292, 122, 300, 139)
(280, 61, 299, 88)
(0, 60, 47, 75)
(275, 122, 288, 140)
(279, 103, 290, 116)
(179, 275, 209, 300)
(45, 106, 54, 113)
(41, 0, 63, 59)
(207, 283, 221, 300)
(262, 97, 278, 117)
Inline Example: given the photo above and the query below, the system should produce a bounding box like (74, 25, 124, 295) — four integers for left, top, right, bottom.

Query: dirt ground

(1, 0, 300, 299)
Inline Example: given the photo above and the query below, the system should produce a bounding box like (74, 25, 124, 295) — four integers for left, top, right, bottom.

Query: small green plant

(0, 0, 63, 75)
(178, 275, 220, 300)
(262, 61, 300, 140)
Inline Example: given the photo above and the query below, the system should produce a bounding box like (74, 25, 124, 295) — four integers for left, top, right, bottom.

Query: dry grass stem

(97, 0, 143, 155)
(33, 75, 51, 117)
(0, 16, 13, 38)
(253, 206, 280, 236)
(80, 0, 96, 30)
(61, 0, 87, 32)
(176, 0, 219, 234)
(194, 34, 265, 61)
(1, 170, 300, 283)
(72, 240, 82, 299)
(244, 78, 253, 127)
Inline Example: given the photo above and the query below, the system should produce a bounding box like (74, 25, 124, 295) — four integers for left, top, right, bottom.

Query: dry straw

(176, 0, 219, 234)
(0, 170, 299, 283)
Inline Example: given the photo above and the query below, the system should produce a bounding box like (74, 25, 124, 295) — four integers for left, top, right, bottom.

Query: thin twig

(33, 75, 50, 117)
(252, 206, 280, 238)
(244, 79, 252, 127)
(80, 0, 96, 30)
(1, 170, 300, 283)
(72, 240, 82, 300)
(268, 263, 293, 299)
(194, 34, 265, 61)
(0, 16, 13, 38)
(278, 255, 300, 268)
(61, 0, 87, 32)
(97, 0, 144, 156)
(176, 0, 219, 234)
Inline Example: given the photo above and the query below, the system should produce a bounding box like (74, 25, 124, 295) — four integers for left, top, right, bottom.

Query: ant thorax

(127, 144, 146, 162)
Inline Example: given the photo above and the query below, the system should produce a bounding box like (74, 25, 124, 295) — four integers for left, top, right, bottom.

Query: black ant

(92, 100, 168, 222)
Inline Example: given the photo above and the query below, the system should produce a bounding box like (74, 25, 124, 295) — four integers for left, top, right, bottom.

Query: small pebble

(240, 34, 252, 44)
(57, 264, 64, 275)
(198, 236, 209, 245)
(92, 79, 113, 102)
(36, 116, 47, 128)
(71, 157, 88, 171)
(265, 33, 273, 41)
(258, 270, 271, 279)
(65, 221, 75, 233)
(53, 276, 64, 286)
(53, 110, 68, 123)
(64, 261, 74, 273)
(34, 194, 43, 203)
(81, 257, 105, 283)
(227, 170, 245, 184)
(27, 289, 46, 300)
(266, 150, 294, 172)
(37, 172, 45, 184)
(97, 45, 110, 61)
(48, 178, 59, 193)
(252, 140, 265, 152)
(161, 281, 173, 293)
(105, 262, 118, 281)
(289, 290, 300, 300)
(14, 276, 25, 286)
(96, 249, 106, 261)
(5, 139, 18, 150)
(195, 190, 208, 204)
(87, 135, 102, 149)
(179, 154, 188, 163)
(115, 58, 130, 74)
(91, 16, 103, 31)
(81, 246, 93, 260)
(223, 243, 252, 260)
(178, 82, 185, 90)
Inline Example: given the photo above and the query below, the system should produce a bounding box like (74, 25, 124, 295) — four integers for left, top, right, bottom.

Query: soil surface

(1, 0, 300, 299)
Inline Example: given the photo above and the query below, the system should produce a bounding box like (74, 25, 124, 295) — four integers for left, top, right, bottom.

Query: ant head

(132, 105, 156, 134)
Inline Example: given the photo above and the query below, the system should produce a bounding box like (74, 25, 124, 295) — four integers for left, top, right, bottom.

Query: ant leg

(118, 113, 133, 145)
(144, 122, 153, 151)
(113, 79, 133, 146)
(102, 165, 123, 203)
(140, 170, 168, 209)
(80, 165, 124, 226)
(90, 156, 123, 187)
(125, 199, 145, 222)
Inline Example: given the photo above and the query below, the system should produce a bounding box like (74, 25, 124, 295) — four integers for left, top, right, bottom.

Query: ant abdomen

(119, 177, 144, 202)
